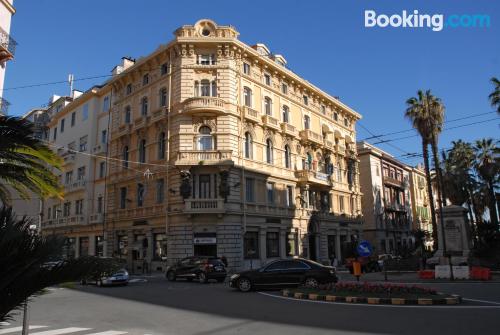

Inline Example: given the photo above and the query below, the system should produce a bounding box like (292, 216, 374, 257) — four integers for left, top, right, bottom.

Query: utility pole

(68, 74, 74, 96)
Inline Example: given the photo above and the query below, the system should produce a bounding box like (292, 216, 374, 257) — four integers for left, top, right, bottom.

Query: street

(3, 275, 500, 335)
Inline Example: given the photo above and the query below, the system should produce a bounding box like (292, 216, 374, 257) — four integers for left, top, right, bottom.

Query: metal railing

(0, 97, 10, 115)
(0, 26, 17, 57)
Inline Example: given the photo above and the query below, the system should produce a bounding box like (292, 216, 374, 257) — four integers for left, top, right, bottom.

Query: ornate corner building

(106, 20, 363, 272)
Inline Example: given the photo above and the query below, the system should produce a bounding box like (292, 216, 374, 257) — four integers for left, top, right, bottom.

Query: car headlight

(329, 270, 335, 275)
(230, 274, 240, 280)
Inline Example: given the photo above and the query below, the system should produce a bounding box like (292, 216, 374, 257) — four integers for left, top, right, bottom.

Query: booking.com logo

(365, 10, 491, 32)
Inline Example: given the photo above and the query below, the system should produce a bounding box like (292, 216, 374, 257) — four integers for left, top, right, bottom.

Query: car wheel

(237, 278, 252, 292)
(199, 272, 208, 284)
(97, 279, 103, 287)
(166, 271, 176, 281)
(304, 277, 319, 288)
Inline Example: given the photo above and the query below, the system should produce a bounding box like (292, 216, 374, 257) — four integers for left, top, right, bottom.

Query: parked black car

(229, 258, 338, 292)
(166, 256, 227, 283)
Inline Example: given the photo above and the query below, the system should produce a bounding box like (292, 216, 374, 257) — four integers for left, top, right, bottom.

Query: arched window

(158, 132, 166, 159)
(284, 145, 291, 169)
(197, 126, 213, 150)
(122, 146, 129, 168)
(243, 87, 252, 107)
(282, 105, 289, 123)
(137, 183, 145, 207)
(139, 139, 146, 163)
(200, 80, 211, 97)
(264, 97, 272, 116)
(142, 74, 149, 86)
(244, 132, 253, 159)
(159, 88, 168, 107)
(304, 115, 310, 130)
(141, 97, 148, 116)
(266, 139, 273, 164)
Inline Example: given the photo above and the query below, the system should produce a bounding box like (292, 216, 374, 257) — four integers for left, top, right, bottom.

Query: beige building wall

(0, 0, 15, 109)
(409, 165, 433, 249)
(42, 86, 111, 258)
(105, 20, 364, 272)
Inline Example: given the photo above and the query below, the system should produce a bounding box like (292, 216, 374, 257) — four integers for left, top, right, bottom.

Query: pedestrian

(221, 255, 228, 268)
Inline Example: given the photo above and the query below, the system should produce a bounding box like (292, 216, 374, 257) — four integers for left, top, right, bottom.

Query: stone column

(279, 227, 287, 258)
(259, 228, 267, 263)
(89, 234, 96, 256)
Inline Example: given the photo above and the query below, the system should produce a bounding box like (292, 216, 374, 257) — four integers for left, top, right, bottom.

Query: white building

(0, 0, 15, 115)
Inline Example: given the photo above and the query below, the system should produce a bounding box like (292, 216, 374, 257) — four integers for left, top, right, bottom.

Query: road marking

(462, 298, 500, 305)
(85, 331, 128, 335)
(30, 327, 91, 335)
(0, 326, 48, 334)
(257, 292, 500, 309)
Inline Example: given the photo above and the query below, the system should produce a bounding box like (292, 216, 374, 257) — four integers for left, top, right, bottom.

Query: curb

(282, 290, 462, 305)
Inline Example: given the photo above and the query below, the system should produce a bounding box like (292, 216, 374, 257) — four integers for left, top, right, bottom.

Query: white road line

(257, 292, 500, 309)
(0, 326, 48, 334)
(30, 327, 91, 335)
(462, 298, 500, 305)
(85, 331, 128, 335)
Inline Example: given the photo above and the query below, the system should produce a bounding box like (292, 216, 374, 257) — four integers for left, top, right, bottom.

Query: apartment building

(409, 164, 433, 249)
(42, 86, 111, 258)
(106, 19, 363, 272)
(357, 141, 413, 255)
(0, 0, 15, 115)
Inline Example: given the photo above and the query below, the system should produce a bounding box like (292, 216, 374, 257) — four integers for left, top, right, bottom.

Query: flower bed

(283, 282, 461, 305)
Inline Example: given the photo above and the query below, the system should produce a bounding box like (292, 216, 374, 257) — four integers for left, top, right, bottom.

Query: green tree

(489, 77, 500, 115)
(473, 138, 499, 227)
(0, 115, 63, 204)
(405, 90, 444, 249)
(0, 207, 116, 322)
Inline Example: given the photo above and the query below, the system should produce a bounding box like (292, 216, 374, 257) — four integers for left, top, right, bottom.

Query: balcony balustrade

(65, 179, 87, 192)
(335, 144, 346, 155)
(295, 169, 331, 186)
(299, 129, 323, 145)
(383, 176, 405, 188)
(242, 106, 260, 123)
(184, 198, 225, 214)
(175, 150, 233, 166)
(114, 204, 165, 220)
(261, 114, 280, 130)
(0, 26, 17, 62)
(183, 97, 226, 114)
(324, 139, 334, 150)
(280, 122, 297, 136)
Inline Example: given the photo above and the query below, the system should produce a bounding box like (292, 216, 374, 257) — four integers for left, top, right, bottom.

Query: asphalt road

(4, 275, 500, 335)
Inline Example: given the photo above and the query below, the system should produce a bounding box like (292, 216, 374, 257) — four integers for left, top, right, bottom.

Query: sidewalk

(337, 271, 500, 283)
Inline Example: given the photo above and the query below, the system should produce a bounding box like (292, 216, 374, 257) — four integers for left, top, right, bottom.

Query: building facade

(357, 141, 413, 255)
(106, 20, 363, 272)
(41, 87, 112, 258)
(0, 0, 15, 115)
(409, 165, 433, 249)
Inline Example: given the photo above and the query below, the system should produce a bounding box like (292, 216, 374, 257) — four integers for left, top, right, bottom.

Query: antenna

(68, 74, 74, 96)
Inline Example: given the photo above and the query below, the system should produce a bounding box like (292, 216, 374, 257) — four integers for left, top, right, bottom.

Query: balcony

(324, 139, 334, 150)
(134, 115, 150, 130)
(295, 169, 331, 186)
(299, 130, 323, 146)
(384, 200, 407, 212)
(183, 97, 226, 114)
(384, 176, 405, 188)
(68, 215, 86, 225)
(62, 151, 76, 165)
(93, 144, 107, 155)
(261, 114, 280, 130)
(184, 198, 225, 215)
(117, 123, 132, 137)
(0, 97, 10, 115)
(65, 179, 87, 192)
(152, 107, 168, 121)
(242, 106, 260, 123)
(175, 150, 233, 166)
(280, 122, 297, 137)
(245, 203, 295, 217)
(335, 144, 346, 155)
(0, 26, 17, 62)
(90, 213, 104, 224)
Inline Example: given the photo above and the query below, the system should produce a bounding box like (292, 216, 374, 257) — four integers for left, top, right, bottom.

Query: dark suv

(166, 256, 227, 283)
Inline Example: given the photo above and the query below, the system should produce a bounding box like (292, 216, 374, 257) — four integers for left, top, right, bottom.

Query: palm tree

(0, 207, 116, 322)
(0, 115, 63, 204)
(473, 138, 499, 227)
(405, 90, 444, 249)
(489, 77, 500, 115)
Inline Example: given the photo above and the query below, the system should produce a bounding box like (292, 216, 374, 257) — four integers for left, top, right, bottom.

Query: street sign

(357, 240, 373, 257)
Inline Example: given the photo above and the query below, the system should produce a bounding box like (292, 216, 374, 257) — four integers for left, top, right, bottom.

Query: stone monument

(434, 205, 472, 265)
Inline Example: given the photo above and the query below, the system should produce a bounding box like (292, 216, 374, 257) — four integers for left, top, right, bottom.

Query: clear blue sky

(4, 0, 499, 165)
